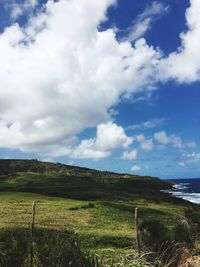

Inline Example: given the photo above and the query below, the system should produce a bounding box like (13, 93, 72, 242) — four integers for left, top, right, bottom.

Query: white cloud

(122, 150, 137, 160)
(124, 1, 168, 42)
(66, 160, 75, 166)
(0, 0, 161, 156)
(181, 152, 200, 164)
(132, 131, 195, 152)
(42, 157, 55, 163)
(159, 0, 200, 82)
(67, 139, 111, 160)
(140, 138, 154, 151)
(128, 118, 167, 130)
(186, 141, 197, 148)
(0, 0, 199, 160)
(44, 122, 133, 160)
(134, 134, 154, 151)
(154, 131, 183, 148)
(95, 122, 133, 150)
(5, 0, 38, 20)
(131, 165, 141, 171)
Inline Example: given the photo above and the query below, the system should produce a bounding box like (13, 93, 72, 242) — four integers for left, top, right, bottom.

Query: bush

(139, 219, 170, 250)
(184, 206, 200, 234)
(0, 228, 29, 267)
(68, 203, 95, 211)
(0, 227, 89, 267)
(174, 220, 192, 245)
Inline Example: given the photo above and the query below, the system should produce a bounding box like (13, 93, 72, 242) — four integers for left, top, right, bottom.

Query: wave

(162, 182, 200, 204)
(171, 192, 200, 204)
(172, 183, 189, 190)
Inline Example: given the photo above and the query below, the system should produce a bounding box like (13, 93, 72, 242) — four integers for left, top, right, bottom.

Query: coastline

(162, 180, 200, 204)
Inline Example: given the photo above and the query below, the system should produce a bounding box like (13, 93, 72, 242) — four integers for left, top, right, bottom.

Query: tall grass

(0, 227, 88, 267)
(0, 225, 198, 267)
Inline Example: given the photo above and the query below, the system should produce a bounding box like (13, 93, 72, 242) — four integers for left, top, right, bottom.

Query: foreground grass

(0, 191, 186, 252)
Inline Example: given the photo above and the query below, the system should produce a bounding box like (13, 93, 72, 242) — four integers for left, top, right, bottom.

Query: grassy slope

(0, 159, 198, 254)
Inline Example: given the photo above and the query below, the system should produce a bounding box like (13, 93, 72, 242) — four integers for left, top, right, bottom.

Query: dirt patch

(178, 254, 200, 267)
(184, 255, 200, 267)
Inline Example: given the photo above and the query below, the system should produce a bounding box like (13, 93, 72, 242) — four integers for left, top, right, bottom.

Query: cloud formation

(131, 165, 141, 171)
(128, 118, 167, 130)
(37, 122, 133, 160)
(124, 1, 168, 42)
(0, 0, 199, 160)
(134, 134, 154, 151)
(181, 152, 200, 164)
(154, 131, 183, 148)
(159, 0, 200, 82)
(122, 150, 137, 161)
(5, 0, 38, 19)
(0, 0, 161, 157)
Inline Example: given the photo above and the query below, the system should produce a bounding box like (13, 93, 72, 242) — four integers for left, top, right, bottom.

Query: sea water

(164, 178, 200, 204)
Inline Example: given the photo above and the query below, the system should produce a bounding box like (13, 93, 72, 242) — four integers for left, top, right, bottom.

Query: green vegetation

(0, 159, 199, 266)
(0, 227, 89, 267)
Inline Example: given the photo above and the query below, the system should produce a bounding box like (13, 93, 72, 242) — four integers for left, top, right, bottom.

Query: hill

(0, 159, 172, 200)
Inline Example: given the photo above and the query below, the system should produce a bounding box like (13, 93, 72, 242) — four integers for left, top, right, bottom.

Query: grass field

(0, 190, 186, 252)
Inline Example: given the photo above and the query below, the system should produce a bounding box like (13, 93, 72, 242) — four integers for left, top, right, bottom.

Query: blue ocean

(164, 178, 200, 204)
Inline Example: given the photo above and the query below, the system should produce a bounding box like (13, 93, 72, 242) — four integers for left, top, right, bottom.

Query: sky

(0, 0, 199, 179)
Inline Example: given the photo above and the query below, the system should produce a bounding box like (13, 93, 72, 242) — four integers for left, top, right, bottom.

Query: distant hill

(0, 159, 172, 201)
(0, 158, 145, 177)
(0, 159, 101, 175)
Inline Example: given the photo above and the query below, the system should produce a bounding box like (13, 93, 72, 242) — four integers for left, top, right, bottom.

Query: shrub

(68, 203, 95, 211)
(0, 227, 88, 267)
(174, 220, 192, 245)
(139, 219, 170, 251)
(0, 228, 29, 267)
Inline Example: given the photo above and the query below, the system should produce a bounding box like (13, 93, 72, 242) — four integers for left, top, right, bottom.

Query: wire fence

(0, 199, 138, 237)
(0, 202, 135, 233)
(0, 200, 142, 267)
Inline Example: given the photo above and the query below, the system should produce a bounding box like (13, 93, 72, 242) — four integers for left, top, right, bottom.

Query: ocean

(164, 178, 200, 204)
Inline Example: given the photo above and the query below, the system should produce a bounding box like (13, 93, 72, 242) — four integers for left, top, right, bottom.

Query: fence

(0, 199, 141, 266)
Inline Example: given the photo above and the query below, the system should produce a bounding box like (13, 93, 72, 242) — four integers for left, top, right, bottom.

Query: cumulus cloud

(181, 152, 200, 164)
(124, 1, 168, 42)
(131, 165, 141, 171)
(140, 138, 154, 151)
(134, 134, 154, 151)
(159, 0, 200, 82)
(4, 0, 38, 20)
(122, 150, 137, 161)
(0, 0, 199, 160)
(154, 131, 183, 148)
(131, 131, 195, 153)
(0, 0, 162, 157)
(43, 122, 133, 160)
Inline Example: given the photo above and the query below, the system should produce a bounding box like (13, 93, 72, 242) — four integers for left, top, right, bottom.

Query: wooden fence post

(30, 201, 36, 267)
(135, 207, 141, 256)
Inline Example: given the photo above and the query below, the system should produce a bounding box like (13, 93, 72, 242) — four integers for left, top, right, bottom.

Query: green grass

(0, 227, 87, 267)
(0, 190, 186, 252)
(0, 171, 173, 200)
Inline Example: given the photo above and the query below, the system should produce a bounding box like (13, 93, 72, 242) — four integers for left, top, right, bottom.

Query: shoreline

(162, 182, 200, 204)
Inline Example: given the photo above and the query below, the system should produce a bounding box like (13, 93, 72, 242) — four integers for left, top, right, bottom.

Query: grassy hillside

(0, 159, 173, 200)
(0, 159, 199, 266)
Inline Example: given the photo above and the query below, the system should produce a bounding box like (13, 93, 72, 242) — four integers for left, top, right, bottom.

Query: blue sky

(0, 0, 199, 179)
